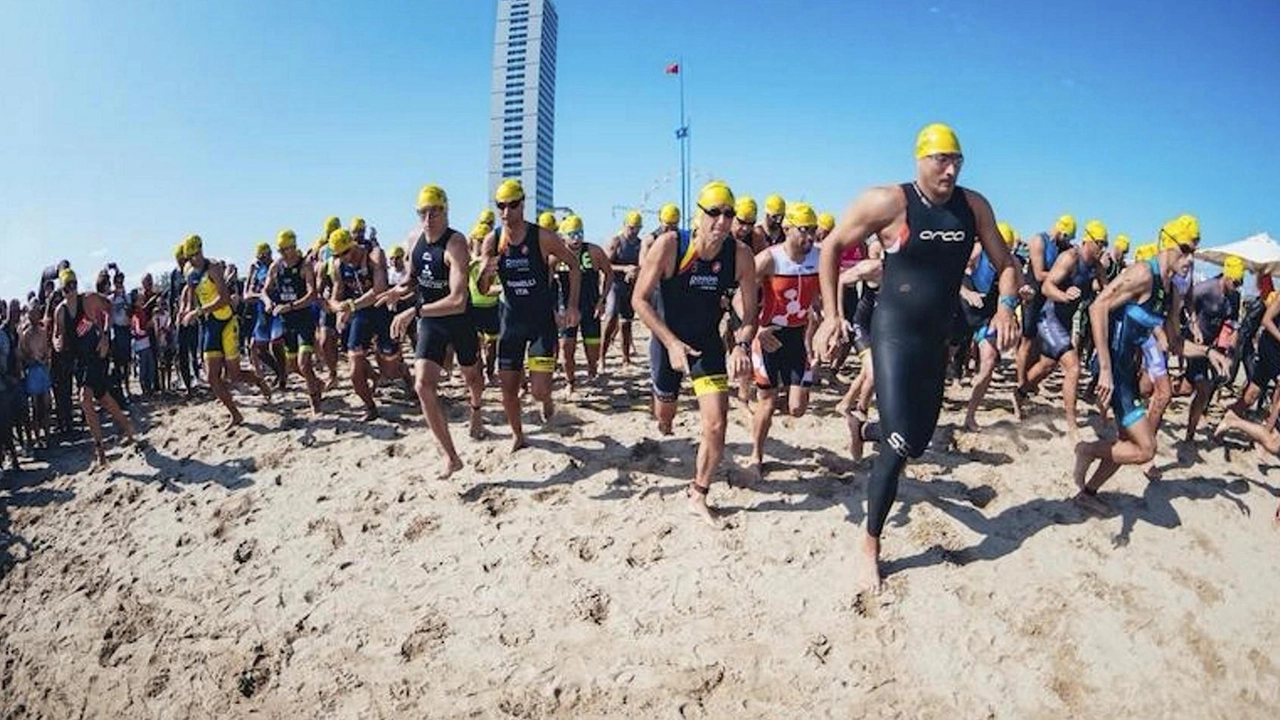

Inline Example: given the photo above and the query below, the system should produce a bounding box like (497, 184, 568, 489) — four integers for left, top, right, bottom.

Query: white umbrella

(1195, 232, 1280, 275)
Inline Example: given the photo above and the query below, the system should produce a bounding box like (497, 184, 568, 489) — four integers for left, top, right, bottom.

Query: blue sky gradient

(4, 0, 1278, 297)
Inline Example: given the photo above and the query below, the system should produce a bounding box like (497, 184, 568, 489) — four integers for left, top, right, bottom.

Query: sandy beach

(3, 325, 1279, 718)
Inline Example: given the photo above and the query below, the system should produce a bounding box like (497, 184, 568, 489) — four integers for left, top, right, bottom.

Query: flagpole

(678, 56, 688, 233)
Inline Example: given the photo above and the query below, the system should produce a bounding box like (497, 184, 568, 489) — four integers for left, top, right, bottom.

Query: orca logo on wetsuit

(919, 230, 968, 243)
(887, 431, 911, 458)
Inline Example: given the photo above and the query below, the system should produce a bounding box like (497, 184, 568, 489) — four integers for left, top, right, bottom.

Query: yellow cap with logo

(416, 184, 448, 210)
(1159, 214, 1200, 250)
(1113, 234, 1130, 254)
(277, 230, 297, 251)
(1084, 220, 1108, 245)
(817, 212, 836, 232)
(698, 181, 734, 209)
(915, 123, 961, 159)
(735, 197, 758, 224)
(559, 215, 583, 235)
(624, 210, 642, 228)
(495, 179, 525, 203)
(785, 202, 817, 228)
(764, 194, 786, 217)
(183, 234, 203, 257)
(1054, 215, 1077, 239)
(659, 203, 681, 225)
(1223, 255, 1246, 282)
(538, 211, 558, 230)
(997, 222, 1018, 247)
(328, 228, 355, 256)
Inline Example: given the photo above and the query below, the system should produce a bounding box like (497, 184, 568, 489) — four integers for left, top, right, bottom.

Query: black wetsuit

(411, 228, 476, 366)
(866, 183, 977, 537)
(496, 223, 558, 372)
(610, 235, 642, 321)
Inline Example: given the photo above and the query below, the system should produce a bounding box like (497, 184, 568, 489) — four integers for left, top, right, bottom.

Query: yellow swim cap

(915, 123, 962, 159)
(328, 228, 355, 256)
(1054, 215, 1077, 239)
(495, 179, 525, 203)
(469, 223, 490, 241)
(174, 243, 187, 261)
(1159, 214, 1200, 249)
(817, 212, 836, 232)
(624, 210, 643, 228)
(350, 217, 366, 233)
(277, 229, 297, 251)
(1113, 234, 1130, 254)
(416, 184, 448, 210)
(659, 203, 681, 225)
(183, 234, 203, 258)
(538, 211, 558, 230)
(1223, 255, 1246, 282)
(254, 241, 271, 257)
(1134, 243, 1159, 262)
(559, 215, 583, 235)
(764, 194, 786, 217)
(735, 197, 758, 224)
(785, 202, 817, 228)
(324, 216, 341, 236)
(1084, 220, 1108, 245)
(389, 245, 406, 259)
(697, 181, 734, 209)
(478, 209, 496, 225)
(997, 222, 1017, 247)
(59, 268, 77, 288)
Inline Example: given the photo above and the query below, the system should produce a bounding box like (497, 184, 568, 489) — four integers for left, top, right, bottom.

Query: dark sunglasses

(495, 200, 523, 210)
(698, 204, 735, 219)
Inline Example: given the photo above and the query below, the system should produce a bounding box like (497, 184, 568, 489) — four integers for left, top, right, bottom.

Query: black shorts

(558, 314, 602, 344)
(498, 322, 558, 373)
(1036, 306, 1075, 361)
(281, 311, 317, 356)
(470, 304, 500, 338)
(416, 314, 479, 367)
(752, 326, 812, 389)
(650, 334, 728, 401)
(1255, 335, 1280, 386)
(347, 308, 397, 356)
(75, 353, 110, 400)
(612, 281, 635, 321)
(1021, 291, 1044, 340)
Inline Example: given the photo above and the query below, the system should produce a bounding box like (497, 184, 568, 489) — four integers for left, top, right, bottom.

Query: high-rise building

(489, 0, 557, 212)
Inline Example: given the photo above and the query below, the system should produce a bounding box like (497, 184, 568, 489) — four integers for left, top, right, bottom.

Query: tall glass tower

(489, 0, 557, 212)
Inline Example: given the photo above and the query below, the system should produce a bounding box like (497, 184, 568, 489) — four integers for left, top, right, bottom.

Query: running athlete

(1073, 215, 1208, 514)
(385, 184, 484, 477)
(748, 202, 821, 480)
(1016, 215, 1076, 392)
(478, 179, 582, 451)
(326, 228, 408, 421)
(814, 124, 1023, 592)
(262, 230, 324, 415)
(602, 211, 644, 368)
(836, 241, 883, 460)
(51, 269, 137, 466)
(244, 242, 286, 389)
(538, 211, 558, 233)
(554, 215, 612, 395)
(640, 204, 681, 264)
(759, 194, 786, 248)
(633, 180, 759, 528)
(467, 223, 501, 384)
(1014, 219, 1109, 438)
(1182, 255, 1244, 444)
(314, 216, 343, 390)
(961, 222, 1021, 431)
(181, 235, 272, 426)
(816, 212, 836, 243)
(1231, 277, 1280, 426)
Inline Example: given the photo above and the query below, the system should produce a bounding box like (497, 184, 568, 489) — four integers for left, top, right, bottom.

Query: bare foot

(540, 397, 555, 423)
(469, 407, 485, 440)
(963, 416, 980, 433)
(845, 410, 865, 461)
(1013, 388, 1027, 420)
(226, 410, 244, 429)
(91, 445, 109, 472)
(1072, 443, 1091, 492)
(325, 375, 338, 392)
(510, 434, 527, 453)
(657, 418, 673, 436)
(855, 533, 882, 594)
(1073, 490, 1111, 516)
(685, 484, 722, 529)
(437, 455, 464, 479)
(743, 457, 764, 484)
(1214, 410, 1239, 439)
(1068, 426, 1081, 444)
(360, 406, 379, 422)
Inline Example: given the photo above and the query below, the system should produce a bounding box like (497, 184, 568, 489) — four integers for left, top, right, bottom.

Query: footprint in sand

(400, 612, 450, 662)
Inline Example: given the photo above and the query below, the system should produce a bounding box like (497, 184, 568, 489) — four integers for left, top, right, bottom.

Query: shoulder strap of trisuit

(674, 230, 698, 275)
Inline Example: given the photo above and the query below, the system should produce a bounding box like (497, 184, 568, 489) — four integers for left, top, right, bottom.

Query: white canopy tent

(1195, 232, 1280, 276)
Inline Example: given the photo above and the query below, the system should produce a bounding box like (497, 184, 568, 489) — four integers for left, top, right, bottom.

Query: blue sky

(4, 0, 1279, 298)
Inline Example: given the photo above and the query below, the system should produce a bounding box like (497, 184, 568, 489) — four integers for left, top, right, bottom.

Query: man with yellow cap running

(813, 123, 1023, 592)
(244, 241, 287, 390)
(169, 242, 201, 395)
(1016, 214, 1078, 396)
(467, 222, 501, 384)
(1014, 219, 1110, 439)
(314, 216, 343, 390)
(602, 211, 644, 369)
(747, 201, 821, 480)
(179, 235, 272, 427)
(633, 180, 759, 528)
(960, 222, 1022, 431)
(640, 203, 682, 264)
(554, 215, 612, 395)
(479, 179, 582, 451)
(381, 184, 485, 477)
(1181, 253, 1245, 445)
(262, 229, 324, 415)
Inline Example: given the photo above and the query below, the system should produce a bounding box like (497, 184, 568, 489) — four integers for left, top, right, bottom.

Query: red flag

(665, 63, 680, 75)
